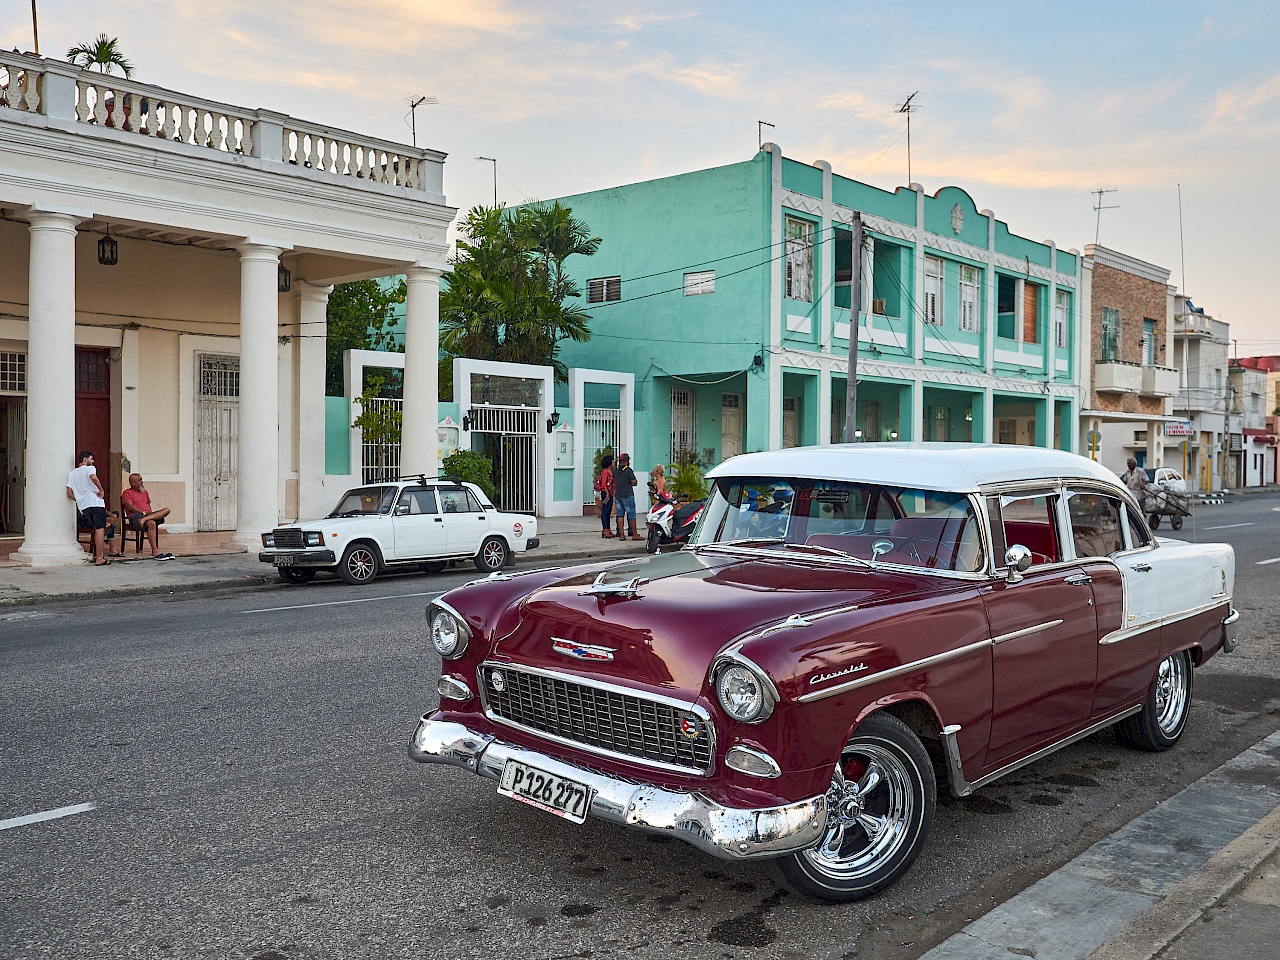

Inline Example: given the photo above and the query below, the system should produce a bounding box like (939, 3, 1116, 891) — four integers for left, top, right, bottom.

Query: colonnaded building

(0, 53, 452, 564)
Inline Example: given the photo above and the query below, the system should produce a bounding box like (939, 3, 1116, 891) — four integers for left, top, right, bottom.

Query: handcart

(1144, 485, 1191, 530)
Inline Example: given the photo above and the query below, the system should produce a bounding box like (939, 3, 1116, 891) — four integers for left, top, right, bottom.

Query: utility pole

(844, 212, 864, 443)
(31, 1, 39, 54)
(896, 92, 919, 184)
(476, 156, 497, 207)
(1091, 188, 1119, 245)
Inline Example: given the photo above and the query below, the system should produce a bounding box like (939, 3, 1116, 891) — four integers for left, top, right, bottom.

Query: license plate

(272, 555, 295, 566)
(498, 759, 592, 824)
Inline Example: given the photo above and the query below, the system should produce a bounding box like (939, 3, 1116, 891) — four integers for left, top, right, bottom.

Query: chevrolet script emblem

(552, 639, 616, 662)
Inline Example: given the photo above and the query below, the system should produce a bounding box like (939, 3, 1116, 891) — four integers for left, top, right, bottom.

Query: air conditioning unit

(872, 298, 886, 315)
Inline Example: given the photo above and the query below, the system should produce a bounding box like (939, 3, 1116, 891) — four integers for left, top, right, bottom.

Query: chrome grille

(272, 528, 304, 550)
(481, 664, 714, 773)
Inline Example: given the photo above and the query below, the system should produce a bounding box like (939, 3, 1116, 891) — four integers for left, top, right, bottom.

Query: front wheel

(338, 543, 380, 585)
(474, 535, 509, 572)
(764, 713, 935, 903)
(277, 567, 316, 585)
(1171, 515, 1183, 530)
(1116, 650, 1193, 751)
(1150, 513, 1161, 529)
(647, 526, 660, 554)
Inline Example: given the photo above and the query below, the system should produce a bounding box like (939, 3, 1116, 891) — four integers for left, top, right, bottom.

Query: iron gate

(360, 397, 403, 482)
(469, 405, 538, 513)
(195, 354, 239, 531)
(582, 407, 621, 504)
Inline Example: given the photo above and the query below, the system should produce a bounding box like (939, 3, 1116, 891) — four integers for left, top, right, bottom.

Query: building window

(959, 266, 979, 333)
(671, 388, 698, 460)
(1100, 307, 1120, 362)
(75, 348, 109, 395)
(998, 419, 1016, 444)
(1142, 319, 1156, 366)
(924, 256, 944, 325)
(997, 275, 1017, 339)
(0, 352, 26, 392)
(587, 276, 621, 303)
(721, 392, 740, 408)
(785, 217, 814, 302)
(1054, 290, 1070, 349)
(683, 270, 715, 296)
(1022, 282, 1040, 345)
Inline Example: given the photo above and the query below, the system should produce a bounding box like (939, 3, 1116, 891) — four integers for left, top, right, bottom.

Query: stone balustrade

(0, 51, 439, 193)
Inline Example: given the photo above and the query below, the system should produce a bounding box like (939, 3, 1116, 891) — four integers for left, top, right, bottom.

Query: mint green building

(549, 144, 1083, 479)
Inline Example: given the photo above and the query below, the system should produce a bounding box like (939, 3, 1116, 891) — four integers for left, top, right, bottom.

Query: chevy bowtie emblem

(552, 639, 616, 662)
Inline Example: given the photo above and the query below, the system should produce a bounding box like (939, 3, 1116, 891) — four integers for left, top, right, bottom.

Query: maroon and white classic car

(408, 444, 1239, 902)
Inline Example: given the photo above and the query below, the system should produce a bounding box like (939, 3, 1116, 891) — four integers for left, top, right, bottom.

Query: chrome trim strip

(1222, 607, 1240, 653)
(940, 704, 1144, 798)
(724, 745, 782, 779)
(477, 661, 717, 776)
(1099, 598, 1231, 646)
(437, 675, 473, 703)
(795, 638, 992, 703)
(408, 718, 825, 860)
(734, 602, 864, 645)
(990, 619, 1064, 645)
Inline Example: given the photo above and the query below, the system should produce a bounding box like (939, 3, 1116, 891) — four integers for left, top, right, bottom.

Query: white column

(14, 209, 88, 566)
(401, 265, 443, 476)
(818, 370, 832, 444)
(297, 282, 332, 518)
(982, 387, 995, 444)
(233, 241, 286, 548)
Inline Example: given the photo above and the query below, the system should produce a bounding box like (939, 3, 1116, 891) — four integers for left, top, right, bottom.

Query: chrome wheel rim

(1154, 653, 1189, 735)
(347, 548, 375, 582)
(802, 743, 915, 881)
(482, 540, 505, 568)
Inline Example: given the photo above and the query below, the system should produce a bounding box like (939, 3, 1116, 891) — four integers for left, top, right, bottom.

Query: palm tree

(66, 34, 134, 77)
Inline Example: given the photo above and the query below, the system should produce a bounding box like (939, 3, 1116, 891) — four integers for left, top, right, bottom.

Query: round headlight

(430, 610, 462, 657)
(717, 664, 766, 722)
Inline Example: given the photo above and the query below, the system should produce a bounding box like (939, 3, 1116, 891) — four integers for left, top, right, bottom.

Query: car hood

(488, 549, 949, 700)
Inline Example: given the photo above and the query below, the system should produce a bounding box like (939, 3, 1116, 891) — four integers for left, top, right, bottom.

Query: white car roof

(706, 443, 1126, 495)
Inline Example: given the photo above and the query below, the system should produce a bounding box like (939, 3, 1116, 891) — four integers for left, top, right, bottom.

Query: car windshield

(690, 477, 985, 572)
(328, 486, 398, 517)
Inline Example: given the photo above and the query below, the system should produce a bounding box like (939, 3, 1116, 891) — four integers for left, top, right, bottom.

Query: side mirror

(1004, 544, 1033, 583)
(872, 539, 894, 561)
(395, 503, 410, 516)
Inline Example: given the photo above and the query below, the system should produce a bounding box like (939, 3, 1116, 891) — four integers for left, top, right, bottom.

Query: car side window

(1124, 506, 1153, 549)
(439, 488, 478, 514)
(999, 493, 1062, 566)
(404, 489, 438, 515)
(1067, 493, 1124, 558)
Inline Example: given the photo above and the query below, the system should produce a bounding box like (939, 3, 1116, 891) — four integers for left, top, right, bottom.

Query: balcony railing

(1174, 313, 1214, 338)
(1094, 361, 1143, 393)
(0, 52, 438, 192)
(1141, 365, 1180, 398)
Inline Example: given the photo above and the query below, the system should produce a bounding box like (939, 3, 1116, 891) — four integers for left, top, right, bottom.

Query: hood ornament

(552, 639, 616, 662)
(579, 572, 649, 599)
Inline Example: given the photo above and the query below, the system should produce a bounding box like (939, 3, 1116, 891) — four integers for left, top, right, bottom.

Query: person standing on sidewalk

(595, 454, 616, 538)
(66, 450, 109, 566)
(614, 453, 640, 540)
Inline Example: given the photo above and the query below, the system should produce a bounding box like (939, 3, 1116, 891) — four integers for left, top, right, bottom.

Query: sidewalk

(0, 514, 651, 606)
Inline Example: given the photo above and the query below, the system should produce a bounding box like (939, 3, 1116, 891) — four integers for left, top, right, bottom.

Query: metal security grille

(469, 405, 537, 513)
(582, 407, 620, 503)
(0, 353, 26, 393)
(469, 405, 538, 435)
(360, 396, 402, 483)
(670, 389, 697, 461)
(482, 665, 713, 773)
(272, 528, 305, 549)
(196, 354, 239, 531)
(199, 355, 240, 398)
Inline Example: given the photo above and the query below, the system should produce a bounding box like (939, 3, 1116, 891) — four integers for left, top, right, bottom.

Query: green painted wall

(831, 177, 916, 225)
(325, 396, 350, 474)
(923, 186, 990, 249)
(781, 158, 823, 198)
(994, 221, 1053, 268)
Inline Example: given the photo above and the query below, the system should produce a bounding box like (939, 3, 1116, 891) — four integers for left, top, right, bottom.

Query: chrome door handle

(1064, 574, 1092, 585)
(1130, 562, 1152, 572)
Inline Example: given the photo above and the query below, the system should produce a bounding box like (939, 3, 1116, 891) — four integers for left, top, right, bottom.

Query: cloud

(1206, 72, 1280, 127)
(613, 10, 698, 33)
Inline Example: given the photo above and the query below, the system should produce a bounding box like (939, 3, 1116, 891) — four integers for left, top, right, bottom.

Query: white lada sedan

(259, 480, 538, 585)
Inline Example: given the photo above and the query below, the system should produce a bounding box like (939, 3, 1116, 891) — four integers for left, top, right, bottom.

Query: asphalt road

(3, 493, 1279, 960)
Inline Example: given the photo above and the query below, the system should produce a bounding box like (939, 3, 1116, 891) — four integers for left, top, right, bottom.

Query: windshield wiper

(781, 542, 872, 566)
(328, 510, 363, 518)
(696, 537, 786, 550)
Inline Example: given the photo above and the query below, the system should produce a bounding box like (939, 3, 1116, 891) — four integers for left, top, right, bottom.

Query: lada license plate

(272, 555, 295, 566)
(498, 759, 592, 824)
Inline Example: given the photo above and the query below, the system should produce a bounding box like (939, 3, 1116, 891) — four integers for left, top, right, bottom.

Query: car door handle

(1130, 562, 1152, 572)
(1064, 573, 1092, 585)
(434, 517, 442, 523)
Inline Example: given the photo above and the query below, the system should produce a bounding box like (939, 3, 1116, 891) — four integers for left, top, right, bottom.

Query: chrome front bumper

(407, 717, 826, 861)
(1222, 607, 1240, 653)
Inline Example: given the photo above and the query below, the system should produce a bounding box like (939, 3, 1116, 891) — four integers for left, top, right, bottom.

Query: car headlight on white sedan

(427, 601, 471, 659)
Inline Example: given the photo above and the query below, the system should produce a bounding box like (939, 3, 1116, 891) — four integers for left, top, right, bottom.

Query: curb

(1084, 802, 1280, 960)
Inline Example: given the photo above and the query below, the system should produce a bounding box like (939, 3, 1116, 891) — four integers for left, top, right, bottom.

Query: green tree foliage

(351, 375, 402, 481)
(66, 34, 134, 76)
(670, 448, 712, 501)
(440, 202, 600, 391)
(326, 279, 406, 396)
(442, 450, 497, 501)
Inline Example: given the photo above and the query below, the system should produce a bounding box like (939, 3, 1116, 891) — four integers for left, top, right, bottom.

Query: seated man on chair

(121, 473, 173, 559)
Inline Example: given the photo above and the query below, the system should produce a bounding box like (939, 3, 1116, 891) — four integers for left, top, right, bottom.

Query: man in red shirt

(121, 473, 174, 559)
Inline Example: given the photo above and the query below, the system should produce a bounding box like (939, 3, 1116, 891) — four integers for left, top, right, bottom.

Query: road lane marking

(1256, 557, 1280, 565)
(0, 802, 96, 832)
(242, 590, 446, 614)
(1203, 523, 1255, 530)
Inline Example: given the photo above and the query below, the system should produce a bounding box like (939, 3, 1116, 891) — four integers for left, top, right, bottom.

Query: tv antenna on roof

(896, 91, 920, 184)
(1091, 187, 1119, 245)
(758, 120, 774, 150)
(404, 95, 438, 147)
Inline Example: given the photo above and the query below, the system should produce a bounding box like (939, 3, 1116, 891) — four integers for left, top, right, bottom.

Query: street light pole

(477, 156, 497, 207)
(844, 212, 863, 443)
(31, 0, 40, 54)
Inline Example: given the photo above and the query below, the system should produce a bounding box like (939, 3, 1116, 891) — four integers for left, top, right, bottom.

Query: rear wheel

(1171, 515, 1183, 530)
(474, 535, 509, 572)
(418, 560, 448, 575)
(338, 542, 380, 585)
(647, 526, 660, 554)
(1149, 513, 1161, 529)
(764, 713, 935, 903)
(277, 567, 316, 585)
(1116, 650, 1193, 751)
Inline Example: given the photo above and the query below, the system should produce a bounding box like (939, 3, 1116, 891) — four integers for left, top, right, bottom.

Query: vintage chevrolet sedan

(408, 444, 1239, 902)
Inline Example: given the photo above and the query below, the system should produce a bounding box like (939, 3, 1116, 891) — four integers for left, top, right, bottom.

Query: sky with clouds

(9, 1, 1279, 349)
